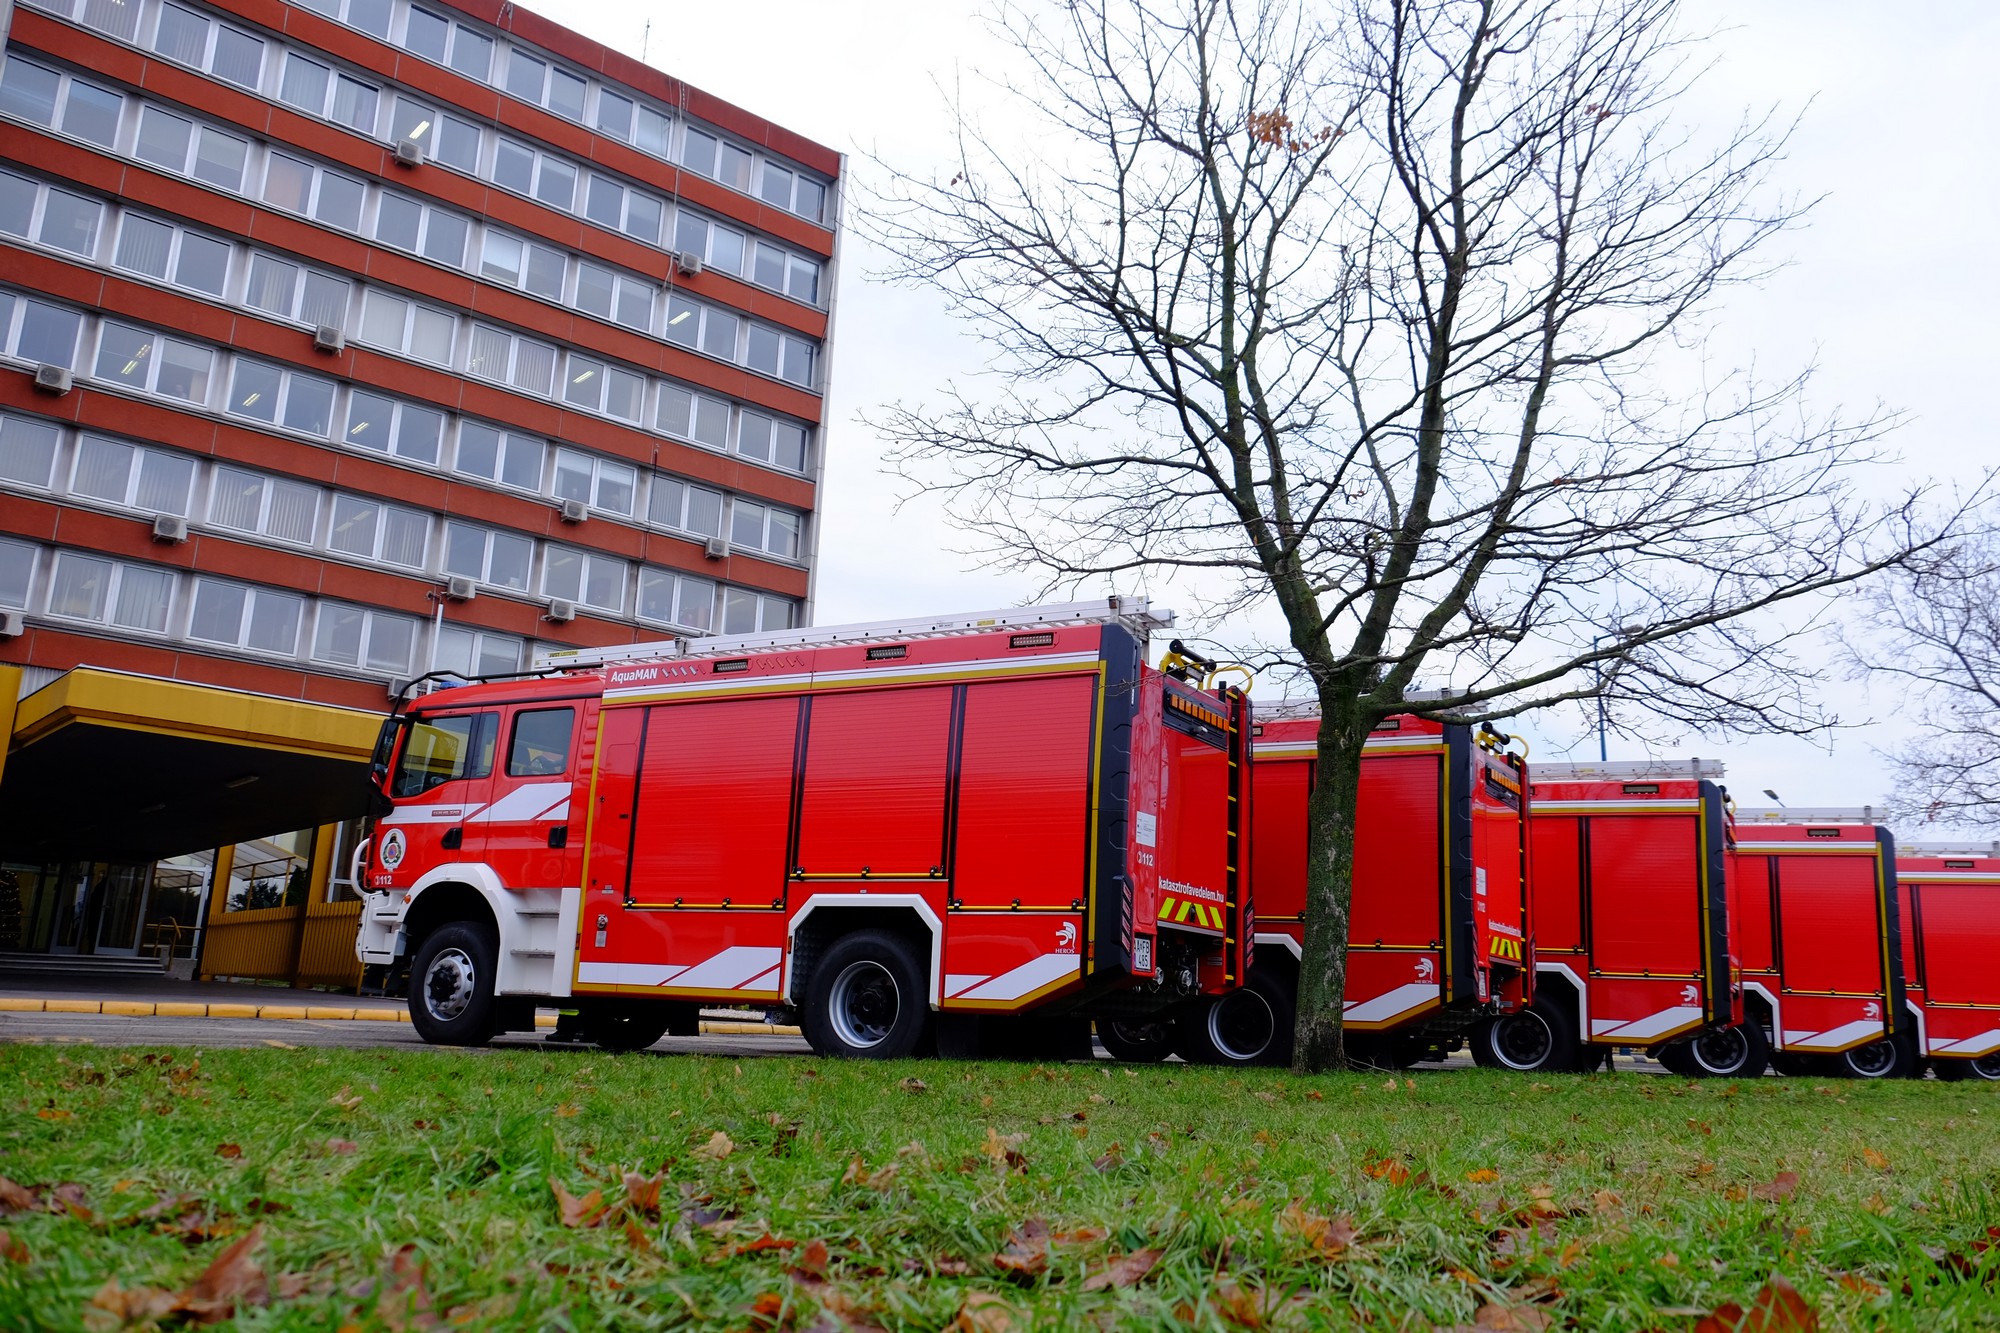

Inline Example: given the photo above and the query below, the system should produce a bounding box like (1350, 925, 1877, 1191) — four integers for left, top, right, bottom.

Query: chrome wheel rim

(828, 960, 899, 1050)
(1208, 990, 1276, 1062)
(1971, 1054, 2000, 1081)
(1491, 1013, 1554, 1071)
(423, 947, 476, 1023)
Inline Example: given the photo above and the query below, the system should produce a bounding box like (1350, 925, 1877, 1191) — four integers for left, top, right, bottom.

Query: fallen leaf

(1362, 1154, 1411, 1185)
(622, 1217, 653, 1255)
(0, 1178, 38, 1215)
(1836, 1272, 1885, 1297)
(1465, 1169, 1500, 1183)
(323, 1138, 358, 1156)
(1591, 1189, 1623, 1214)
(1474, 1302, 1553, 1330)
(35, 1107, 73, 1121)
(1092, 1144, 1125, 1173)
(948, 1290, 1018, 1333)
(623, 1171, 663, 1219)
(1863, 1192, 1890, 1217)
(1082, 1246, 1163, 1291)
(1860, 1147, 1890, 1171)
(327, 1087, 363, 1111)
(693, 1131, 735, 1160)
(550, 1178, 607, 1229)
(0, 1229, 28, 1265)
(747, 1291, 785, 1327)
(260, 1039, 296, 1050)
(553, 1103, 581, 1118)
(376, 1245, 439, 1332)
(215, 1144, 243, 1160)
(730, 1233, 797, 1256)
(901, 1078, 929, 1093)
(179, 1223, 270, 1320)
(993, 1219, 1050, 1277)
(1212, 1279, 1267, 1327)
(1282, 1203, 1357, 1258)
(841, 1155, 898, 1190)
(792, 1237, 830, 1278)
(1751, 1172, 1800, 1203)
(1694, 1273, 1818, 1332)
(980, 1127, 1028, 1172)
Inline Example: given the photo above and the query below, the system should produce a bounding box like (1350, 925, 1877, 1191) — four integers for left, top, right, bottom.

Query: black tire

(587, 1001, 690, 1053)
(1095, 1017, 1176, 1063)
(1934, 1054, 2000, 1082)
(1768, 1049, 1823, 1078)
(407, 920, 499, 1047)
(800, 930, 929, 1059)
(1681, 1023, 1771, 1079)
(1174, 970, 1294, 1066)
(1839, 1030, 1919, 1080)
(1471, 995, 1579, 1073)
(1655, 1041, 1696, 1076)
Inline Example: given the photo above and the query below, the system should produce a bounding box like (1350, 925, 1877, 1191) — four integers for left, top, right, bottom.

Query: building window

(442, 522, 533, 593)
(435, 625, 524, 677)
(476, 230, 565, 300)
(9, 299, 84, 370)
(737, 412, 810, 474)
(209, 467, 321, 546)
(89, 322, 213, 404)
(0, 413, 62, 491)
(152, 4, 267, 90)
(721, 588, 796, 635)
(656, 385, 732, 451)
(112, 214, 231, 298)
(575, 262, 654, 331)
(731, 500, 804, 561)
(262, 154, 365, 232)
(69, 436, 195, 515)
(559, 354, 644, 423)
(245, 255, 351, 331)
(636, 568, 717, 633)
(48, 552, 174, 633)
(328, 494, 430, 570)
(541, 545, 624, 613)
(343, 391, 443, 465)
(358, 290, 456, 365)
(0, 538, 34, 609)
(313, 602, 418, 675)
(189, 579, 303, 655)
(647, 475, 724, 539)
(452, 422, 543, 491)
(551, 449, 637, 517)
(467, 325, 557, 397)
(372, 192, 467, 267)
(390, 97, 479, 171)
(227, 361, 336, 436)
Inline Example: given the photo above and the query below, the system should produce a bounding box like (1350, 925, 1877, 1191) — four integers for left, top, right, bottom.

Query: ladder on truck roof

(531, 597, 1176, 672)
(1899, 840, 2000, 857)
(1532, 759, 1725, 782)
(1734, 807, 1882, 825)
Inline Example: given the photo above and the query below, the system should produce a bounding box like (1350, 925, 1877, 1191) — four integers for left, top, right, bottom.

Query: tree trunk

(1291, 690, 1371, 1073)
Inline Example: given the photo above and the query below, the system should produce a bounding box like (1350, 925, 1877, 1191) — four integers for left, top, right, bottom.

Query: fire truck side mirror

(369, 716, 402, 785)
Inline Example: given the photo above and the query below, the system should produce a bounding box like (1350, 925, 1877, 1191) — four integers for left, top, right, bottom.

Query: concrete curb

(0, 996, 802, 1036)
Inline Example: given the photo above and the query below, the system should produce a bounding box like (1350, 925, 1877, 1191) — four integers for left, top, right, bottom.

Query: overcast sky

(567, 1, 1996, 827)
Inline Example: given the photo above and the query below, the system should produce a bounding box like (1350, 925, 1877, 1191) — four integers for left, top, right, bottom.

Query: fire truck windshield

(391, 711, 498, 799)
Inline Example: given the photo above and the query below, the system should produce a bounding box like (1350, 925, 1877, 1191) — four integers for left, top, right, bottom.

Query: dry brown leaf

(36, 1107, 73, 1122)
(980, 1127, 1028, 1172)
(992, 1220, 1050, 1277)
(327, 1087, 362, 1111)
(180, 1223, 270, 1320)
(730, 1233, 797, 1256)
(1465, 1169, 1500, 1183)
(901, 1077, 929, 1093)
(323, 1138, 358, 1156)
(0, 1229, 28, 1265)
(1474, 1302, 1554, 1331)
(693, 1131, 735, 1160)
(947, 1290, 1019, 1333)
(553, 1103, 581, 1118)
(1750, 1171, 1801, 1203)
(375, 1245, 440, 1333)
(1281, 1203, 1357, 1258)
(747, 1291, 785, 1327)
(1862, 1192, 1890, 1216)
(1093, 1143, 1125, 1173)
(550, 1178, 607, 1228)
(1362, 1155, 1411, 1186)
(1836, 1272, 1885, 1297)
(622, 1217, 653, 1255)
(215, 1144, 243, 1160)
(0, 1178, 38, 1215)
(623, 1170, 663, 1219)
(1212, 1279, 1266, 1328)
(1693, 1273, 1818, 1333)
(1081, 1246, 1163, 1291)
(1591, 1189, 1623, 1214)
(1860, 1147, 1890, 1171)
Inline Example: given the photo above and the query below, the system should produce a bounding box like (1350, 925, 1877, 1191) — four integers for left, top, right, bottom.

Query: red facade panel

(1587, 816, 1700, 976)
(620, 697, 797, 906)
(951, 676, 1095, 911)
(1350, 753, 1440, 948)
(1249, 758, 1310, 920)
(1775, 857, 1883, 995)
(1528, 816, 1583, 952)
(1734, 854, 1776, 973)
(795, 688, 952, 878)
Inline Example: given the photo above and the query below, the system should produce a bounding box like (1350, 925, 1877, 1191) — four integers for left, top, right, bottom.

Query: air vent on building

(544, 599, 577, 623)
(558, 497, 589, 523)
(313, 325, 346, 354)
(703, 536, 728, 560)
(445, 575, 478, 601)
(32, 363, 72, 395)
(394, 138, 425, 167)
(0, 610, 22, 640)
(674, 251, 704, 277)
(151, 514, 189, 544)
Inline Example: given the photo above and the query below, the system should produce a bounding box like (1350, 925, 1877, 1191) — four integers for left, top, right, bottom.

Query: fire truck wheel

(1471, 995, 1578, 1073)
(1096, 1018, 1176, 1063)
(588, 1002, 679, 1053)
(1838, 1032, 1919, 1080)
(802, 931, 929, 1059)
(407, 922, 499, 1047)
(1935, 1055, 2000, 1082)
(1174, 971, 1294, 1066)
(1680, 1023, 1770, 1079)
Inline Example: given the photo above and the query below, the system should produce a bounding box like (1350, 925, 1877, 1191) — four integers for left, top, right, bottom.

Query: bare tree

(864, 0, 1940, 1071)
(1853, 531, 2000, 831)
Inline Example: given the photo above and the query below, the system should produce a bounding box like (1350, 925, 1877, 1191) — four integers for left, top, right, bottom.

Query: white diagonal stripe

(1787, 1020, 1886, 1051)
(669, 946, 785, 992)
(465, 782, 573, 823)
(955, 953, 1079, 1002)
(1342, 982, 1439, 1025)
(1592, 1007, 1703, 1041)
(944, 973, 991, 998)
(577, 961, 687, 987)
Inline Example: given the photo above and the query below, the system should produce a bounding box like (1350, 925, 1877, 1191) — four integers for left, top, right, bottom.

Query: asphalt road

(0, 1011, 813, 1058)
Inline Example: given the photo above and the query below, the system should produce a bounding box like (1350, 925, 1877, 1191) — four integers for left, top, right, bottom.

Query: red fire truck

(1096, 710, 1530, 1067)
(1731, 810, 1912, 1078)
(1893, 842, 2000, 1081)
(1497, 761, 1745, 1075)
(354, 600, 1253, 1058)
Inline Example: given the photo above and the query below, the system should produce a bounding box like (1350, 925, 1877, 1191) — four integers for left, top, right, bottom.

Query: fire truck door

(461, 706, 582, 888)
(377, 709, 500, 889)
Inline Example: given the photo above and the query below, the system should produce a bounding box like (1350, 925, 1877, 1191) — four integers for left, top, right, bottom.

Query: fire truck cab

(1100, 710, 1529, 1067)
(354, 600, 1253, 1059)
(1892, 842, 2000, 1081)
(1732, 810, 1912, 1078)
(1508, 761, 1744, 1075)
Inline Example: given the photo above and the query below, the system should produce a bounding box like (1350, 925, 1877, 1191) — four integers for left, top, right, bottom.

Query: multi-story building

(0, 0, 839, 981)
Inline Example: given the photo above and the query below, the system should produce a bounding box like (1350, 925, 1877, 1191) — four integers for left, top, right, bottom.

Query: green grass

(1, 1046, 1998, 1330)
